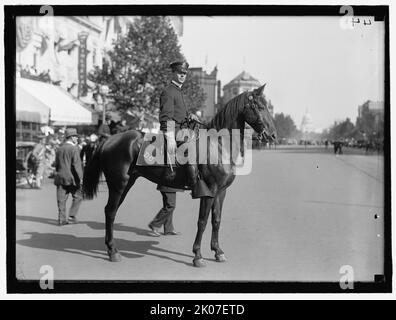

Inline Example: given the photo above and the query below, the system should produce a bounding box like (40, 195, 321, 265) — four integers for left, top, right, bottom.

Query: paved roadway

(15, 146, 385, 282)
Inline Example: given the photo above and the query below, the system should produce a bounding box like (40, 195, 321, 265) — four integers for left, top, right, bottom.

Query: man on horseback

(159, 60, 212, 199)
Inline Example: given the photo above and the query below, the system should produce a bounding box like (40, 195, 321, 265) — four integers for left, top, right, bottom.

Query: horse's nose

(271, 133, 277, 141)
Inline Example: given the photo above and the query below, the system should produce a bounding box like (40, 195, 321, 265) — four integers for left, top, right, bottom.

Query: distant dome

(301, 111, 315, 132)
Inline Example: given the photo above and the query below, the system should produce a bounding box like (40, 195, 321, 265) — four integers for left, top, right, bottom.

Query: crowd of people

(22, 117, 131, 189)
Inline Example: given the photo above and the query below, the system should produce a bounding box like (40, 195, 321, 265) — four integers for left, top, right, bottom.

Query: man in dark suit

(54, 128, 83, 225)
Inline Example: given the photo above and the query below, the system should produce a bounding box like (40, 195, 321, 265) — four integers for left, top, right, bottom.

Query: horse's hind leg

(211, 189, 227, 262)
(117, 173, 139, 210)
(105, 180, 128, 262)
(192, 197, 214, 267)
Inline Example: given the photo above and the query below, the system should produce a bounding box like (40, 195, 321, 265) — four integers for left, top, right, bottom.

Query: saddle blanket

(136, 133, 198, 167)
(136, 135, 175, 167)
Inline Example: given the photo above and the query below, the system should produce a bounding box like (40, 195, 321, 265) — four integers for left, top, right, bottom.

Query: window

(22, 132, 31, 141)
(22, 122, 31, 130)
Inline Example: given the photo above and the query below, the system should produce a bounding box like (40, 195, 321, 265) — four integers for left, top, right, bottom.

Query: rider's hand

(189, 113, 199, 122)
(165, 132, 177, 154)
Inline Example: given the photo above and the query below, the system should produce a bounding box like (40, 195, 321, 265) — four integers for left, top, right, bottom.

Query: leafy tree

(89, 16, 205, 118)
(273, 112, 299, 140)
(329, 118, 355, 140)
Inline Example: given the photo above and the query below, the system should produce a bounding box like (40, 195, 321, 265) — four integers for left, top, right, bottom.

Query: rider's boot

(186, 164, 214, 199)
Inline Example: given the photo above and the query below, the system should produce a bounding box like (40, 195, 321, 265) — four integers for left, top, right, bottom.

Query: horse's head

(243, 84, 277, 142)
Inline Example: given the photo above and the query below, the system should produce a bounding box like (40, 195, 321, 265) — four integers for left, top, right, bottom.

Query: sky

(179, 16, 385, 131)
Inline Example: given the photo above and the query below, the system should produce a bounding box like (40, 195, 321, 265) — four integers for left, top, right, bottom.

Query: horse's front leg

(192, 197, 214, 267)
(211, 189, 227, 262)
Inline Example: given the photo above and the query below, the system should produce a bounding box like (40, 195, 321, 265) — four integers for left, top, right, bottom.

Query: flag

(57, 40, 79, 53)
(114, 16, 122, 35)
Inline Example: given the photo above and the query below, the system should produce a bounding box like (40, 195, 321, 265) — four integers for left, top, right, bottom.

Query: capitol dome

(301, 111, 315, 133)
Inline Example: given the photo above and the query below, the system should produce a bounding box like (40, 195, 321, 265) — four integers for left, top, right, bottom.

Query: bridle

(245, 94, 269, 142)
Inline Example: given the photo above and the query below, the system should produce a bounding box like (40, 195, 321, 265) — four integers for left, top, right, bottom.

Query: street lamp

(99, 84, 109, 122)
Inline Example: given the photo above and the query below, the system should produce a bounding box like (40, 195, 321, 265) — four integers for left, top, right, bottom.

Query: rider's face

(173, 70, 187, 84)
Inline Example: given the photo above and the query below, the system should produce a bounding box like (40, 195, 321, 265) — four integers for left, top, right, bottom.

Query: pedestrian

(115, 119, 129, 134)
(97, 115, 111, 143)
(109, 119, 118, 135)
(54, 128, 83, 226)
(148, 188, 181, 237)
(30, 135, 47, 189)
(80, 134, 98, 168)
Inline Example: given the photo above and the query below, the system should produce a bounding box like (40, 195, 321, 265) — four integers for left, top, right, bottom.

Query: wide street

(15, 146, 385, 282)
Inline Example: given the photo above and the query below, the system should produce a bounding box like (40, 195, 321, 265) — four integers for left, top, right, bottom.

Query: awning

(16, 80, 50, 123)
(16, 78, 92, 124)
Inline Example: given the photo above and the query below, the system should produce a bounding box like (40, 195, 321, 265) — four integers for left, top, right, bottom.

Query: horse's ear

(254, 83, 266, 96)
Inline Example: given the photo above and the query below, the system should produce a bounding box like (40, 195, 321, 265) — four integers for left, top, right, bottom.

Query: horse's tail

(83, 141, 104, 200)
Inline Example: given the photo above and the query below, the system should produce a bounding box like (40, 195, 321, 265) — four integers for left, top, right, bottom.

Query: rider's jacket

(159, 81, 189, 133)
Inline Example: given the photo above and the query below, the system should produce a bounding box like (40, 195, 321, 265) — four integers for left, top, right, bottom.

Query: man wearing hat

(54, 128, 83, 225)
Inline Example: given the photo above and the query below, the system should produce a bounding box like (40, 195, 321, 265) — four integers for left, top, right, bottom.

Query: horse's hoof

(193, 258, 206, 268)
(109, 252, 122, 262)
(215, 253, 227, 262)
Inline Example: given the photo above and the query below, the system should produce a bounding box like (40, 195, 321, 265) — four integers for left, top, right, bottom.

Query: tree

(89, 16, 205, 118)
(273, 113, 299, 140)
(325, 118, 354, 140)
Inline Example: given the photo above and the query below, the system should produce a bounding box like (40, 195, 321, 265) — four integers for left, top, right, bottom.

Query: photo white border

(1, 0, 394, 300)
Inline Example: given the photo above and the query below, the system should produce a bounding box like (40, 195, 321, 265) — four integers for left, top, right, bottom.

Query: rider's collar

(171, 80, 183, 89)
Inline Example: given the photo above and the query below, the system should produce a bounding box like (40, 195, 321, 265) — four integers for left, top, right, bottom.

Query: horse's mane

(207, 92, 247, 130)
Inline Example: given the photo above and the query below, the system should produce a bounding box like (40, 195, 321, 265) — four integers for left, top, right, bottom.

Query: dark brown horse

(83, 84, 276, 267)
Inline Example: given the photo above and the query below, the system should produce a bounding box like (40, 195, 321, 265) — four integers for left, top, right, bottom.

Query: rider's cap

(169, 60, 189, 73)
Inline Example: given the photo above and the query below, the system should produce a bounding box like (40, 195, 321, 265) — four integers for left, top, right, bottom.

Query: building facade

(222, 70, 274, 116)
(358, 100, 384, 125)
(15, 16, 135, 141)
(17, 16, 135, 104)
(189, 66, 218, 121)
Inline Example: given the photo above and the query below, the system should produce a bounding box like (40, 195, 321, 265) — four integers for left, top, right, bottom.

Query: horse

(82, 84, 277, 267)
